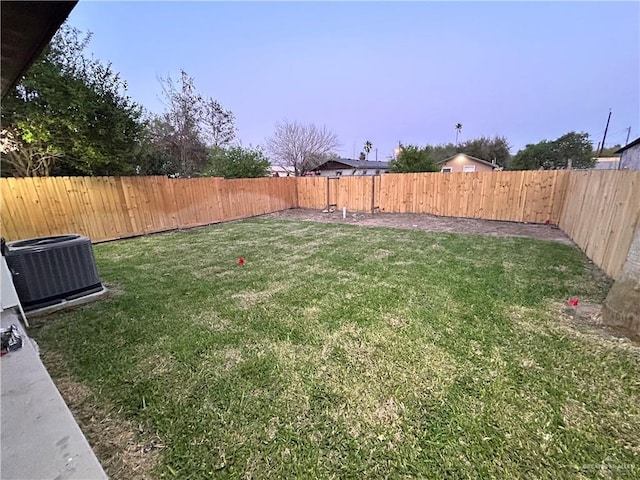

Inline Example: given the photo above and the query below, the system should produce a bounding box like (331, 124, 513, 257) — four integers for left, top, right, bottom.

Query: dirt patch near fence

(266, 209, 573, 245)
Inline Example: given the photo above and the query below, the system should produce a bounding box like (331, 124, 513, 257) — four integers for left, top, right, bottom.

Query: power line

(607, 127, 630, 137)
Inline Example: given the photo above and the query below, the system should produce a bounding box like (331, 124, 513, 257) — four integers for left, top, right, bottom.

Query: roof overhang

(317, 160, 353, 170)
(1, 1, 78, 99)
(615, 137, 640, 154)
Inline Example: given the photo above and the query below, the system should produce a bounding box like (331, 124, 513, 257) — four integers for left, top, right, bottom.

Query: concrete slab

(25, 287, 108, 318)
(1, 310, 106, 480)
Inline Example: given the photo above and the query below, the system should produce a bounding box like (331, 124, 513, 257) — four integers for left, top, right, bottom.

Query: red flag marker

(567, 297, 579, 307)
(237, 257, 245, 266)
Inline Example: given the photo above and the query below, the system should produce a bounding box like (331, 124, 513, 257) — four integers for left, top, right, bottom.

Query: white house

(314, 158, 390, 177)
(593, 157, 621, 170)
(268, 165, 295, 177)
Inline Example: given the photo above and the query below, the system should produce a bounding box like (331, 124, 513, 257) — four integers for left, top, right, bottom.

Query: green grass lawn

(31, 219, 639, 479)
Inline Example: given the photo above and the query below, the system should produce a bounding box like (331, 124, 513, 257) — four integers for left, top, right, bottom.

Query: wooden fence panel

(1, 176, 298, 243)
(296, 177, 326, 209)
(2, 179, 36, 239)
(2, 172, 637, 279)
(559, 171, 640, 278)
(376, 171, 565, 223)
(337, 176, 371, 213)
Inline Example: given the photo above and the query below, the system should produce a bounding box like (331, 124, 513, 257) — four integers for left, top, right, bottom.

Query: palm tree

(455, 123, 463, 146)
(363, 141, 373, 160)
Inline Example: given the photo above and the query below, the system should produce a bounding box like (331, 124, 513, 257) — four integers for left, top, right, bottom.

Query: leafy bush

(205, 146, 270, 179)
(389, 144, 438, 173)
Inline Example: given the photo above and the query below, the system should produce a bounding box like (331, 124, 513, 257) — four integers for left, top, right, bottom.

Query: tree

(203, 99, 236, 149)
(510, 131, 594, 170)
(151, 70, 209, 176)
(510, 141, 556, 170)
(598, 144, 622, 157)
(0, 128, 61, 176)
(134, 116, 180, 175)
(553, 132, 594, 169)
(364, 140, 373, 160)
(1, 25, 144, 176)
(146, 71, 237, 177)
(455, 123, 463, 145)
(205, 146, 270, 179)
(426, 143, 458, 163)
(359, 151, 366, 161)
(266, 120, 340, 176)
(389, 144, 438, 173)
(458, 136, 511, 168)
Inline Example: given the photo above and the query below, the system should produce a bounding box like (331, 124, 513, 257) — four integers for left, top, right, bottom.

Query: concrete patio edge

(1, 311, 107, 480)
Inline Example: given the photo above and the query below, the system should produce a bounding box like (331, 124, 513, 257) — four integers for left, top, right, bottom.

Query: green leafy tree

(0, 128, 61, 176)
(389, 144, 438, 173)
(205, 146, 270, 179)
(511, 131, 594, 170)
(598, 144, 622, 157)
(134, 116, 180, 175)
(426, 143, 458, 163)
(458, 136, 511, 168)
(1, 25, 144, 176)
(553, 132, 595, 169)
(510, 141, 556, 170)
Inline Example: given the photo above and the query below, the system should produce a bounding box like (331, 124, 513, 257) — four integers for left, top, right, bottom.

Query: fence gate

(326, 177, 339, 210)
(371, 175, 381, 213)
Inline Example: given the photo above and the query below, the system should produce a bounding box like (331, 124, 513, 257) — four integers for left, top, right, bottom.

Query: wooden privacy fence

(296, 175, 381, 214)
(298, 171, 569, 224)
(1, 170, 638, 278)
(0, 176, 297, 243)
(296, 170, 638, 278)
(559, 170, 640, 278)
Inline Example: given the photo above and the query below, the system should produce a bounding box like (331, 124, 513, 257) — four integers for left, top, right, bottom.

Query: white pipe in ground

(343, 207, 346, 219)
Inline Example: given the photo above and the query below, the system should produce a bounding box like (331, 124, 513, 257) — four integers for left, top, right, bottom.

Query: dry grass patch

(189, 310, 232, 331)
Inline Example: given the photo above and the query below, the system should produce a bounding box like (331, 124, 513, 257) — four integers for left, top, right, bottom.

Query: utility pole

(375, 148, 378, 161)
(598, 109, 612, 157)
(625, 127, 631, 146)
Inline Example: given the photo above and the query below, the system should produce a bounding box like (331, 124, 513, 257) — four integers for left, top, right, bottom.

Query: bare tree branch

(266, 120, 340, 176)
(1, 128, 62, 176)
(203, 99, 237, 149)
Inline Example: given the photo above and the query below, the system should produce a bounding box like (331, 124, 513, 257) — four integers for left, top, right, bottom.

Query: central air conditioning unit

(3, 234, 104, 311)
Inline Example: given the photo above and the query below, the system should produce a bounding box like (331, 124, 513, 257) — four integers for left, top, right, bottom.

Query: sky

(67, 0, 640, 159)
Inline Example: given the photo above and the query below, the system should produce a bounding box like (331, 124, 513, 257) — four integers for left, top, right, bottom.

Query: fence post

(371, 175, 375, 213)
(325, 177, 330, 211)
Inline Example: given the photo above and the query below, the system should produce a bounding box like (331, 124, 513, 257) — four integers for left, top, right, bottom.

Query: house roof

(318, 158, 390, 169)
(436, 153, 498, 169)
(615, 137, 640, 154)
(1, 1, 78, 98)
